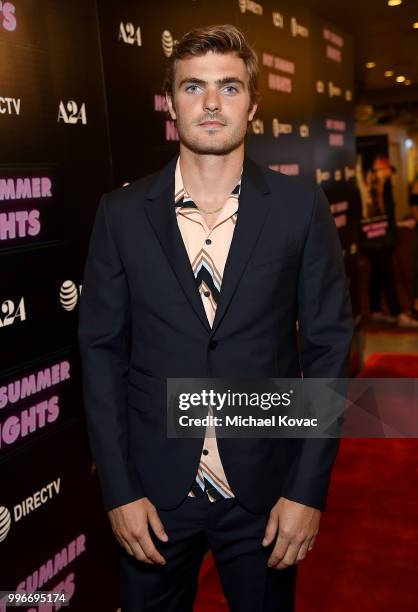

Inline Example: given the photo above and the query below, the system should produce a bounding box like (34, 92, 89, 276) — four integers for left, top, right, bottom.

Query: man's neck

(179, 144, 244, 208)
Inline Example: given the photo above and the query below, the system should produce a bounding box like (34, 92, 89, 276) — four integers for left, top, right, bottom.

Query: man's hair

(163, 24, 260, 107)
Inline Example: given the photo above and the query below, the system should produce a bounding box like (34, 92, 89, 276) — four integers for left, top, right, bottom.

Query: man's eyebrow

(177, 76, 246, 88)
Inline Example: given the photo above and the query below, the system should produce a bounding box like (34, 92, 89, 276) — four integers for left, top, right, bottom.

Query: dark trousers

(119, 495, 298, 611)
(367, 247, 401, 315)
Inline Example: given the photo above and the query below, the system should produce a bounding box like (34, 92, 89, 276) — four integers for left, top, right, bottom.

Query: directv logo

(0, 479, 61, 543)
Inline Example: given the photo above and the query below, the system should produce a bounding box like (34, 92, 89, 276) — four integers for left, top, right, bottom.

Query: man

(78, 24, 353, 612)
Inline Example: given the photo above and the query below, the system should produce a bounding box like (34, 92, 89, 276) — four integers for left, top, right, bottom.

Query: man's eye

(185, 84, 202, 93)
(224, 86, 238, 94)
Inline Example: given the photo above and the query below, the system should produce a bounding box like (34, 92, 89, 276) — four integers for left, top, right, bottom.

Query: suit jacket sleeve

(78, 193, 145, 512)
(281, 184, 354, 511)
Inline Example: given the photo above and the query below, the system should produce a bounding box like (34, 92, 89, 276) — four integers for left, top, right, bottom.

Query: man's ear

(248, 102, 258, 122)
(165, 92, 177, 120)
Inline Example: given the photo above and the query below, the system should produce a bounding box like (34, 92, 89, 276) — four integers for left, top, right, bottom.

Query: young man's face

(166, 51, 258, 156)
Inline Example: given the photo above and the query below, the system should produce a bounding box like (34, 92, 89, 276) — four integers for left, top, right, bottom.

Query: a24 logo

(119, 21, 141, 46)
(0, 297, 26, 328)
(57, 100, 87, 125)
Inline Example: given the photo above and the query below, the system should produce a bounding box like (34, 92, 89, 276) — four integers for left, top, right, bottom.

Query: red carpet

(195, 353, 418, 611)
(358, 352, 418, 377)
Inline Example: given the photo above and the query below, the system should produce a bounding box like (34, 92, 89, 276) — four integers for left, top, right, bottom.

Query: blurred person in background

(408, 175, 418, 317)
(362, 156, 418, 327)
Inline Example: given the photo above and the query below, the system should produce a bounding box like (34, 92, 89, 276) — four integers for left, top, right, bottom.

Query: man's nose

(203, 88, 221, 112)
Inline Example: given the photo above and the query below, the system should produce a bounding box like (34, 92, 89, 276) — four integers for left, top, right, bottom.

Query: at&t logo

(161, 30, 176, 57)
(59, 280, 81, 311)
(57, 100, 87, 125)
(0, 505, 11, 541)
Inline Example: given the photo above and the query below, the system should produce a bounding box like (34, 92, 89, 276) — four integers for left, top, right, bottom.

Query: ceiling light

(413, 22, 418, 29)
(396, 75, 406, 82)
(366, 62, 376, 68)
(387, 0, 402, 6)
(384, 70, 394, 77)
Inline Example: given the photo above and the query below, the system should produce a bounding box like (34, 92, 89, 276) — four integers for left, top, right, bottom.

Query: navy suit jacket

(77, 154, 353, 514)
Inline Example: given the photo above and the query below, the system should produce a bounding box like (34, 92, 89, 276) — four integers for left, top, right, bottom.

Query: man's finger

(267, 532, 289, 567)
(128, 537, 154, 564)
(114, 528, 151, 562)
(295, 538, 311, 562)
(148, 506, 169, 542)
(275, 541, 301, 569)
(118, 532, 146, 561)
(137, 528, 167, 565)
(262, 513, 279, 546)
(307, 534, 317, 551)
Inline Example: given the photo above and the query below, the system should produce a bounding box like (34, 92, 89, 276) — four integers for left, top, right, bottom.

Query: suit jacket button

(209, 340, 218, 350)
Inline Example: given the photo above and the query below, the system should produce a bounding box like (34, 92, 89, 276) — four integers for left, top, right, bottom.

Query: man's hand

(108, 497, 169, 565)
(262, 497, 321, 569)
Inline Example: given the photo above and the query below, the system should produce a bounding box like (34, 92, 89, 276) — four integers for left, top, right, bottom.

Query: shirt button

(205, 238, 212, 245)
(203, 290, 211, 297)
(202, 449, 209, 455)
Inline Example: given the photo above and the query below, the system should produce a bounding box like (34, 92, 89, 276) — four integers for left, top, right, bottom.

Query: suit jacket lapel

(144, 156, 212, 333)
(143, 153, 272, 337)
(210, 155, 271, 336)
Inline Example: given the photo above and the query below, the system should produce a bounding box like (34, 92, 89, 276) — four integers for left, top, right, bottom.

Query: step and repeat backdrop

(0, 2, 119, 611)
(1, 1, 356, 610)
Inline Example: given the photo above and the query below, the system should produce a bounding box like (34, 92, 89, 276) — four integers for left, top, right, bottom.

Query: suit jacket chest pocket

(239, 246, 300, 302)
(249, 242, 299, 268)
(247, 247, 299, 285)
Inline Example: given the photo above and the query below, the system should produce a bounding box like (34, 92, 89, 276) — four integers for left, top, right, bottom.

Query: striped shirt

(174, 155, 242, 502)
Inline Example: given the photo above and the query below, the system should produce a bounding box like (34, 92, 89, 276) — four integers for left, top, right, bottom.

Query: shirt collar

(174, 155, 242, 211)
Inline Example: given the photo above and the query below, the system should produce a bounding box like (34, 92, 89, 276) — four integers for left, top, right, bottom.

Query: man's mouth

(199, 120, 225, 127)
